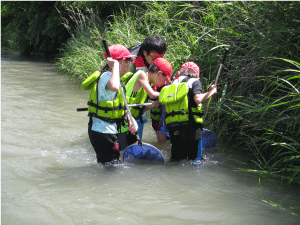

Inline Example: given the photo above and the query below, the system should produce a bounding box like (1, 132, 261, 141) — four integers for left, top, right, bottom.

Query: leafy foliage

(1, 2, 71, 55)
(1, 1, 141, 55)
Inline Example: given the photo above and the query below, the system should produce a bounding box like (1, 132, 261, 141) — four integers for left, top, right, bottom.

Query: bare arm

(144, 100, 160, 112)
(194, 84, 217, 104)
(137, 72, 160, 99)
(106, 58, 120, 92)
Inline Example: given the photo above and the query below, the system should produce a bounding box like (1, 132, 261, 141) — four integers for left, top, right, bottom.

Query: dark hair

(140, 35, 166, 55)
(148, 63, 167, 78)
(138, 35, 166, 67)
(101, 64, 110, 73)
(179, 68, 198, 78)
(148, 63, 160, 73)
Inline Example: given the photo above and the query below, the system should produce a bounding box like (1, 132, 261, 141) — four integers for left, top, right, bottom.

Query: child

(118, 35, 169, 149)
(82, 44, 136, 164)
(131, 35, 172, 143)
(125, 57, 173, 146)
(159, 62, 217, 160)
(128, 35, 166, 73)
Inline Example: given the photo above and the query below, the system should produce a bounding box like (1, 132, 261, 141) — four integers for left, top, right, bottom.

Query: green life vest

(124, 71, 148, 119)
(81, 71, 125, 123)
(120, 71, 134, 84)
(150, 107, 162, 121)
(150, 84, 165, 121)
(158, 77, 203, 128)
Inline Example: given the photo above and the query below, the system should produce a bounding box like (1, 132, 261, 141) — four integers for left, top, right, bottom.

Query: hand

(127, 117, 136, 134)
(106, 57, 119, 68)
(151, 100, 160, 108)
(209, 84, 217, 95)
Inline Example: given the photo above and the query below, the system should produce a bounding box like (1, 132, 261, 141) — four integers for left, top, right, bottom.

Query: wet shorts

(88, 129, 120, 164)
(126, 131, 138, 146)
(169, 125, 201, 160)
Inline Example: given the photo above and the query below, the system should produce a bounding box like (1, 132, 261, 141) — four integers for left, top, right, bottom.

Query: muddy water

(1, 51, 299, 224)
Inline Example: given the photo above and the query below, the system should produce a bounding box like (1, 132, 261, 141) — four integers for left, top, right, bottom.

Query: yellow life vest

(150, 107, 162, 121)
(150, 84, 165, 121)
(81, 71, 125, 123)
(159, 77, 203, 128)
(125, 71, 148, 119)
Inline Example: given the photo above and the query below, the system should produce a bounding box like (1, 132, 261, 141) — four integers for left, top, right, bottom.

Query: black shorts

(118, 132, 128, 151)
(88, 129, 120, 164)
(126, 131, 138, 146)
(169, 125, 201, 160)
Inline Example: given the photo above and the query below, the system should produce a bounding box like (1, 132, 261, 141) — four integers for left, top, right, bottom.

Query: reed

(56, 6, 107, 80)
(56, 1, 300, 184)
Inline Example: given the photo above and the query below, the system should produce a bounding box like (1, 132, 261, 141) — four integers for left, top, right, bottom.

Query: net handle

(203, 48, 229, 123)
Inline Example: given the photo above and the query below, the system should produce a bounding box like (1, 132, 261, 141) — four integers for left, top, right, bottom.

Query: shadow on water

(1, 49, 56, 63)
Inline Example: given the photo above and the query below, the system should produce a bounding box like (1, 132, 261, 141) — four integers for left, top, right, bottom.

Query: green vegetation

(2, 1, 299, 185)
(1, 1, 69, 55)
(262, 198, 299, 216)
(56, 1, 300, 185)
(1, 1, 138, 55)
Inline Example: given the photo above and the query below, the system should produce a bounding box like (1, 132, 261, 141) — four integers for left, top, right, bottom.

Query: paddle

(196, 48, 229, 161)
(102, 39, 164, 163)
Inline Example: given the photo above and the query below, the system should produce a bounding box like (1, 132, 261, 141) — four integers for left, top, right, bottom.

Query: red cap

(104, 44, 136, 60)
(175, 62, 200, 79)
(153, 58, 172, 82)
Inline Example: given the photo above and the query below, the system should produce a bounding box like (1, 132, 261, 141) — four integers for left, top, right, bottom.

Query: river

(1, 50, 299, 224)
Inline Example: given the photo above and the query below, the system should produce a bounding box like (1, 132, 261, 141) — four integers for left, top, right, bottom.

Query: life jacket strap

(191, 112, 204, 117)
(150, 110, 161, 116)
(88, 113, 120, 124)
(166, 109, 188, 117)
(166, 110, 203, 119)
(87, 101, 125, 112)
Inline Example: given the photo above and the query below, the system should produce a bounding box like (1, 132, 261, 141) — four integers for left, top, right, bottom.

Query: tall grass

(227, 58, 300, 184)
(56, 6, 106, 80)
(56, 1, 300, 184)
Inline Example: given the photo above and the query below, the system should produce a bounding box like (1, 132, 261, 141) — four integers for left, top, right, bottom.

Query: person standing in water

(81, 44, 136, 164)
(159, 62, 217, 160)
(118, 35, 170, 149)
(124, 57, 173, 146)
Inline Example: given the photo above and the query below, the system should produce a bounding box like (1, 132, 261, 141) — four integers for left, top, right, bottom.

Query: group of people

(81, 35, 217, 165)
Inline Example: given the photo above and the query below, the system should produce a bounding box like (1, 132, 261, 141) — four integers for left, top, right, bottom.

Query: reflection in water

(1, 51, 300, 224)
